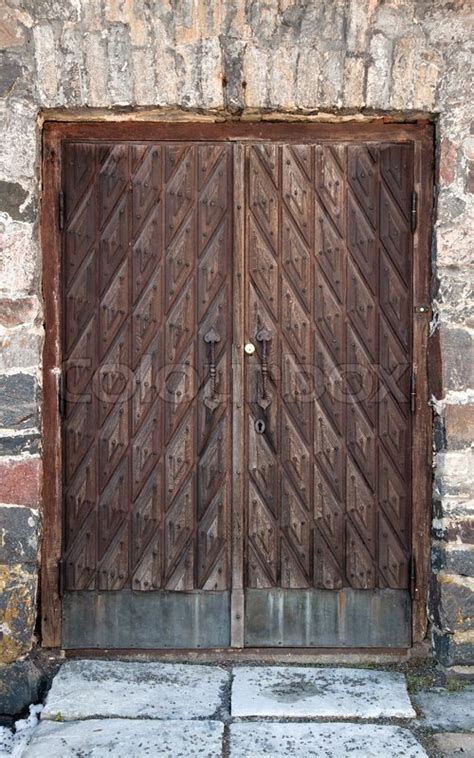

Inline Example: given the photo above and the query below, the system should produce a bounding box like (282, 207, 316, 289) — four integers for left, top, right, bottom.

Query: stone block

(439, 138, 458, 187)
(0, 298, 41, 329)
(243, 45, 269, 108)
(436, 221, 473, 270)
(0, 98, 37, 185)
(33, 24, 60, 105)
(0, 219, 39, 298)
(439, 327, 473, 392)
(433, 734, 474, 758)
(107, 25, 132, 106)
(445, 404, 474, 449)
(197, 38, 224, 110)
(437, 268, 474, 328)
(0, 457, 41, 507)
(437, 188, 466, 222)
(0, 658, 47, 716)
(320, 50, 345, 107)
(414, 49, 443, 111)
(346, 0, 371, 52)
(230, 723, 426, 758)
(436, 574, 474, 633)
(391, 35, 419, 110)
(0, 374, 39, 431)
(435, 450, 473, 498)
(268, 46, 298, 110)
(433, 544, 474, 577)
(221, 37, 246, 113)
(467, 160, 474, 194)
(231, 667, 415, 718)
(60, 26, 86, 104)
(41, 660, 229, 720)
(20, 0, 80, 21)
(0, 430, 40, 456)
(0, 505, 40, 563)
(0, 180, 34, 223)
(366, 33, 392, 109)
(415, 687, 474, 731)
(105, 0, 149, 45)
(446, 518, 474, 545)
(0, 11, 26, 48)
(0, 53, 22, 98)
(0, 329, 42, 372)
(433, 628, 474, 668)
(84, 33, 108, 107)
(132, 47, 155, 105)
(295, 47, 323, 110)
(0, 563, 37, 664)
(343, 55, 366, 109)
(24, 719, 224, 757)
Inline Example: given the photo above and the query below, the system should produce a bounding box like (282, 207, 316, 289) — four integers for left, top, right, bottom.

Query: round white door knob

(244, 343, 256, 355)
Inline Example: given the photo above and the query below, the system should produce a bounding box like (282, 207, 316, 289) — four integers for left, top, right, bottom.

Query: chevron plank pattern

(62, 142, 232, 592)
(245, 142, 413, 591)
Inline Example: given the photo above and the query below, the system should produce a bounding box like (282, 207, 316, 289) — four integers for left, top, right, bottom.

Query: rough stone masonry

(0, 0, 472, 674)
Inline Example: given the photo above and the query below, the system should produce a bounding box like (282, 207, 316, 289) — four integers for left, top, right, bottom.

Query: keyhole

(255, 419, 266, 434)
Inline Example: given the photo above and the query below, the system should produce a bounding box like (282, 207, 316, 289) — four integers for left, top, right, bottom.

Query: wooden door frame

(41, 118, 434, 650)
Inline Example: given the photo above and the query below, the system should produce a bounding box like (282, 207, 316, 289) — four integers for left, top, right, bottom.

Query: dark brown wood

(44, 120, 431, 145)
(60, 142, 233, 600)
(41, 119, 433, 651)
(411, 127, 435, 642)
(41, 130, 63, 647)
(243, 142, 414, 600)
(230, 143, 245, 647)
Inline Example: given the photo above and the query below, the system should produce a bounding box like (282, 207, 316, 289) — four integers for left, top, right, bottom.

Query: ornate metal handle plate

(204, 328, 220, 411)
(256, 327, 272, 409)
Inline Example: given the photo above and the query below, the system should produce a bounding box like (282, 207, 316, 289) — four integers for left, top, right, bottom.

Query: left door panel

(61, 141, 233, 648)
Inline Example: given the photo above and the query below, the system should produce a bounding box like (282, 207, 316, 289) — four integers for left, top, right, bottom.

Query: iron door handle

(204, 328, 220, 410)
(256, 327, 272, 409)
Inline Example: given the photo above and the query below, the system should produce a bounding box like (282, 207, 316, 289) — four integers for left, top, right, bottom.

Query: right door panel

(243, 142, 414, 647)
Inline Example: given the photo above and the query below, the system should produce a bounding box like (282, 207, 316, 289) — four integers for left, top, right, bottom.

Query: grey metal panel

(245, 589, 411, 648)
(62, 591, 230, 649)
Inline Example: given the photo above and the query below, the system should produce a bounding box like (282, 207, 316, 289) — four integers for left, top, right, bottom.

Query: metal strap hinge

(58, 558, 65, 598)
(411, 189, 417, 232)
(59, 372, 66, 417)
(58, 190, 65, 230)
(410, 370, 416, 414)
(410, 556, 419, 600)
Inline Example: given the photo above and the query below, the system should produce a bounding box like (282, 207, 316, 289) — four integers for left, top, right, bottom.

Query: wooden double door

(48, 123, 432, 650)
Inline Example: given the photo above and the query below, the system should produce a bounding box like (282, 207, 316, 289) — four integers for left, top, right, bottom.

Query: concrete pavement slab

(230, 722, 427, 757)
(23, 718, 224, 757)
(41, 660, 229, 721)
(231, 666, 416, 718)
(433, 732, 474, 757)
(414, 687, 474, 731)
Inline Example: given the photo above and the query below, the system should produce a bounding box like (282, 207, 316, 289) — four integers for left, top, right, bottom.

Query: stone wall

(0, 0, 472, 667)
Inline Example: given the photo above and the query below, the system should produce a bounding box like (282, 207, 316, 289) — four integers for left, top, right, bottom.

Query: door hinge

(411, 189, 417, 232)
(58, 558, 65, 598)
(58, 189, 65, 230)
(410, 370, 416, 414)
(410, 556, 419, 600)
(59, 371, 66, 417)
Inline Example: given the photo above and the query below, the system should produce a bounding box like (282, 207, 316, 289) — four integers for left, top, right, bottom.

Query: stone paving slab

(230, 722, 427, 757)
(414, 687, 474, 731)
(41, 660, 228, 721)
(231, 666, 416, 718)
(23, 719, 224, 757)
(433, 732, 474, 757)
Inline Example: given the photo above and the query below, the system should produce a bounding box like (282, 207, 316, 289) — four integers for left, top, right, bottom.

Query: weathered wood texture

(61, 142, 233, 594)
(244, 142, 415, 595)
